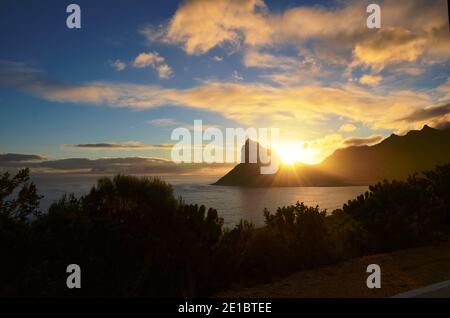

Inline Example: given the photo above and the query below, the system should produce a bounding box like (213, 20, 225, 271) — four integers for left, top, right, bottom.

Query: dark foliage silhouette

(1, 164, 450, 296)
(341, 167, 450, 252)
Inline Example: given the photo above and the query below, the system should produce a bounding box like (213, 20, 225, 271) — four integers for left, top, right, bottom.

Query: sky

(1, 0, 450, 173)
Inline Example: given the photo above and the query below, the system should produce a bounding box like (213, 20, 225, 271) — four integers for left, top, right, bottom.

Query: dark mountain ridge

(215, 125, 450, 187)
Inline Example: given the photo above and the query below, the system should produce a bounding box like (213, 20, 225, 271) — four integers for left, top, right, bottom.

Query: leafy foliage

(0, 168, 42, 221)
(342, 169, 450, 252)
(2, 164, 450, 296)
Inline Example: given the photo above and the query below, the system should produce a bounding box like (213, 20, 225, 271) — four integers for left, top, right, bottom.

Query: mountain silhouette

(215, 139, 347, 186)
(215, 125, 450, 187)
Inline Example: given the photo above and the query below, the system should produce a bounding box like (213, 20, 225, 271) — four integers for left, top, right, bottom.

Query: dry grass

(217, 243, 450, 298)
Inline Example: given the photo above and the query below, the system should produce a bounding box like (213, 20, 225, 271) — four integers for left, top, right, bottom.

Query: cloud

(297, 133, 384, 163)
(390, 65, 424, 76)
(342, 135, 385, 147)
(141, 0, 450, 78)
(389, 73, 450, 128)
(142, 0, 365, 55)
(2, 1, 449, 169)
(437, 78, 450, 102)
(297, 134, 344, 164)
(397, 102, 450, 130)
(0, 60, 435, 132)
(133, 52, 165, 68)
(434, 121, 450, 130)
(147, 118, 181, 127)
(279, 132, 382, 163)
(0, 61, 40, 87)
(147, 118, 219, 132)
(348, 1, 450, 71)
(63, 142, 174, 150)
(243, 49, 325, 85)
(133, 51, 173, 79)
(0, 156, 233, 175)
(243, 49, 298, 70)
(339, 124, 357, 132)
(157, 64, 173, 79)
(0, 153, 46, 163)
(271, 1, 366, 46)
(140, 24, 167, 43)
(231, 70, 244, 81)
(141, 0, 272, 55)
(352, 28, 428, 71)
(272, 132, 388, 163)
(401, 103, 450, 122)
(110, 59, 126, 71)
(359, 74, 382, 86)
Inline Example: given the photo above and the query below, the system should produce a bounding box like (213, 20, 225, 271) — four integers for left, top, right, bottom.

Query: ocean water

(31, 174, 368, 228)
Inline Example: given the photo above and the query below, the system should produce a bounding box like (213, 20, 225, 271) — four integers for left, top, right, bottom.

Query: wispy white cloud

(212, 56, 223, 62)
(147, 117, 219, 132)
(147, 118, 182, 127)
(110, 59, 127, 71)
(231, 70, 244, 82)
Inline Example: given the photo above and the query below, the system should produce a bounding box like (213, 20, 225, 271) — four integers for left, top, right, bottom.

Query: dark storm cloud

(0, 156, 232, 175)
(401, 104, 450, 122)
(0, 153, 46, 162)
(65, 143, 174, 150)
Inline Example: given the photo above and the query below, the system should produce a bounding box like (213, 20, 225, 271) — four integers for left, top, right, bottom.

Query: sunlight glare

(276, 142, 321, 165)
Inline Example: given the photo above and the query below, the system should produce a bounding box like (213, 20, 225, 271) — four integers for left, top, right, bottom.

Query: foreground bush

(1, 173, 223, 296)
(341, 168, 450, 252)
(1, 164, 450, 296)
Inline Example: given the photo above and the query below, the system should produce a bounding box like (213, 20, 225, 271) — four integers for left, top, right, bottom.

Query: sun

(275, 142, 321, 165)
(277, 145, 300, 165)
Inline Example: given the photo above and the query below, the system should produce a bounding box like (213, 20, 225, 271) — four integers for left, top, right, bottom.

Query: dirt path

(217, 243, 450, 298)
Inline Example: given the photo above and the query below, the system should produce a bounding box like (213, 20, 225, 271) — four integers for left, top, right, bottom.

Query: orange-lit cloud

(142, 0, 272, 55)
(352, 28, 428, 71)
(133, 51, 173, 79)
(1, 60, 435, 133)
(359, 74, 383, 86)
(142, 0, 450, 72)
(133, 52, 165, 68)
(342, 135, 385, 147)
(339, 124, 357, 132)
